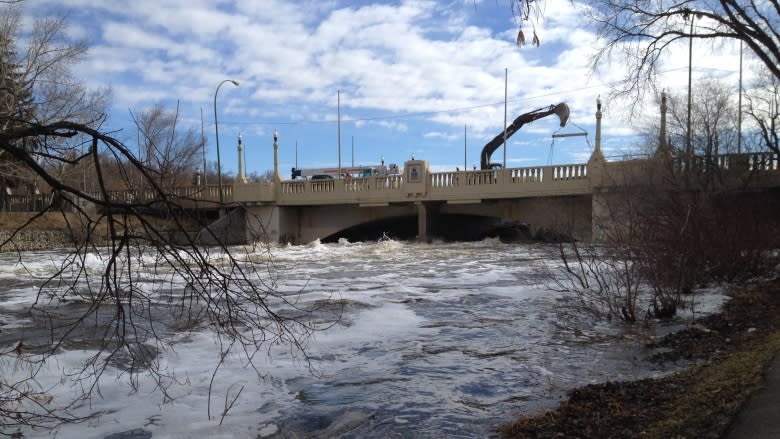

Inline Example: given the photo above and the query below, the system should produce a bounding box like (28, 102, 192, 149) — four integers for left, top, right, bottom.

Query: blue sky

(23, 0, 752, 177)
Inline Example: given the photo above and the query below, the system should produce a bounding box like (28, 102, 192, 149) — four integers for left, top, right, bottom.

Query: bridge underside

(235, 195, 592, 245)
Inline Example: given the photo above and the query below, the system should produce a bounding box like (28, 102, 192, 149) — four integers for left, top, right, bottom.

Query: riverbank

(0, 212, 94, 251)
(498, 278, 780, 438)
(0, 212, 199, 252)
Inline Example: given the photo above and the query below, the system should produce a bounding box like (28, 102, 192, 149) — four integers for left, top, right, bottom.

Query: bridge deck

(90, 152, 779, 210)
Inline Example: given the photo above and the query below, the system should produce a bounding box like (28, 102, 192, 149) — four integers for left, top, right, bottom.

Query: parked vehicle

(291, 162, 400, 179)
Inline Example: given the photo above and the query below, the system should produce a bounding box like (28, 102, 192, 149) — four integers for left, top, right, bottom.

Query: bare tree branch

(0, 4, 330, 431)
(589, 0, 780, 108)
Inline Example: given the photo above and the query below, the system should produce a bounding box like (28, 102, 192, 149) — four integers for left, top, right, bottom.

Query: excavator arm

(480, 103, 570, 170)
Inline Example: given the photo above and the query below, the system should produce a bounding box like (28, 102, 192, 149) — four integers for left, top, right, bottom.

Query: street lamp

(684, 10, 702, 161)
(214, 79, 239, 204)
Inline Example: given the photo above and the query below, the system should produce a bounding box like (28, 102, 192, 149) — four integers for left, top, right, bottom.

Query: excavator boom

(480, 103, 570, 170)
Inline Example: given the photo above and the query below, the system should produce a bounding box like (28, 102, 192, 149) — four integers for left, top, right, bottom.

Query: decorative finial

(273, 129, 278, 142)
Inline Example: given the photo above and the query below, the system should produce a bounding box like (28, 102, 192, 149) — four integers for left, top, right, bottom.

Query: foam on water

(1, 240, 730, 438)
(21, 332, 297, 439)
(315, 302, 426, 345)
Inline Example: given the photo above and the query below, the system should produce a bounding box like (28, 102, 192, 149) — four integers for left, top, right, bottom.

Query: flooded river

(0, 239, 724, 438)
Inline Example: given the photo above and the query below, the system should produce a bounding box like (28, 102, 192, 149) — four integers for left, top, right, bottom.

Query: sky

(22, 0, 755, 178)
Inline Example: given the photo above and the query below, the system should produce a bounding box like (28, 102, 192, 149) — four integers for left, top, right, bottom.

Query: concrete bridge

(98, 99, 780, 245)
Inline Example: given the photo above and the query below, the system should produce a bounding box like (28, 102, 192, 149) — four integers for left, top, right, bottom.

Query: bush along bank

(497, 279, 780, 438)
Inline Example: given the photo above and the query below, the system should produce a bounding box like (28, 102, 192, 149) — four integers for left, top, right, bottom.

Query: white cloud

(26, 0, 745, 171)
(424, 131, 459, 141)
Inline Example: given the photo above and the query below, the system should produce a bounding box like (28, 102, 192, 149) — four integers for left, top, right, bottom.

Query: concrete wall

(194, 207, 250, 246)
(0, 230, 86, 252)
(272, 204, 418, 244)
(155, 152, 778, 245)
(236, 195, 592, 244)
(441, 195, 593, 241)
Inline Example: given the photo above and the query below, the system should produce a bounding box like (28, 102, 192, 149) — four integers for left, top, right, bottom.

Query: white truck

(291, 163, 400, 179)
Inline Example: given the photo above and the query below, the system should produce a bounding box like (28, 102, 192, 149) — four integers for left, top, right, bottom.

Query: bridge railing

(72, 152, 777, 210)
(431, 171, 503, 187)
(428, 164, 590, 197)
(552, 164, 588, 180)
(430, 163, 588, 188)
(511, 167, 545, 183)
(714, 152, 778, 171)
(88, 184, 233, 206)
(661, 152, 779, 174)
(280, 175, 404, 195)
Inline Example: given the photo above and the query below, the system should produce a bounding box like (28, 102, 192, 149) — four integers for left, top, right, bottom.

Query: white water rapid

(0, 239, 726, 438)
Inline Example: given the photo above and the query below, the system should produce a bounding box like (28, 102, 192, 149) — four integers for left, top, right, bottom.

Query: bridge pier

(196, 205, 284, 246)
(415, 201, 440, 242)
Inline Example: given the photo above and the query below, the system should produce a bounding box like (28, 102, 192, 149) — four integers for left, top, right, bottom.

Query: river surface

(0, 239, 725, 438)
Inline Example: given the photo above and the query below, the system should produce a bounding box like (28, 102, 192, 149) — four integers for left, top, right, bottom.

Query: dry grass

(0, 212, 81, 231)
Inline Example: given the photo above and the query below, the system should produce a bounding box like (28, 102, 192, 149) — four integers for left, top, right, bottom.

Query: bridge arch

(240, 194, 592, 245)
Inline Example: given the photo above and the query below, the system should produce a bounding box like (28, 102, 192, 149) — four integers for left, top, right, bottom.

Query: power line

(218, 66, 728, 128)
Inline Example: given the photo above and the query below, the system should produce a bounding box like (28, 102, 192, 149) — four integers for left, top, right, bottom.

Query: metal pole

(273, 129, 280, 181)
(136, 127, 141, 189)
(686, 18, 694, 159)
(738, 41, 743, 154)
(237, 134, 246, 183)
(338, 90, 342, 177)
(352, 135, 354, 167)
(200, 107, 207, 185)
(464, 124, 467, 171)
(214, 79, 239, 205)
(503, 68, 508, 169)
(295, 140, 298, 169)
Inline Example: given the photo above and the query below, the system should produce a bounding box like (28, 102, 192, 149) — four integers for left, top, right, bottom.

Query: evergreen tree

(0, 18, 36, 210)
(0, 4, 103, 211)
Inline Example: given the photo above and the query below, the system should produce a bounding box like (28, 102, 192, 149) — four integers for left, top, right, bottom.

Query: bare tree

(661, 79, 740, 173)
(132, 102, 201, 191)
(555, 154, 780, 327)
(744, 68, 780, 155)
(247, 169, 275, 182)
(0, 4, 108, 211)
(1, 121, 329, 432)
(589, 0, 780, 104)
(549, 240, 643, 323)
(0, 4, 331, 433)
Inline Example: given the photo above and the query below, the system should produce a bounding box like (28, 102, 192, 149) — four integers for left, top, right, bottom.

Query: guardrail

(89, 184, 234, 205)
(714, 152, 778, 171)
(33, 152, 773, 212)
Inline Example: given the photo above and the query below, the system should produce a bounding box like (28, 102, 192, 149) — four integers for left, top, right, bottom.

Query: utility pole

(686, 17, 695, 161)
(464, 124, 467, 171)
(338, 90, 342, 177)
(738, 42, 743, 154)
(503, 68, 508, 169)
(200, 107, 207, 185)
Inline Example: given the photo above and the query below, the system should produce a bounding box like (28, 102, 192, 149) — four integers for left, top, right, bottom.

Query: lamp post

(684, 10, 701, 161)
(214, 79, 239, 204)
(686, 16, 694, 159)
(737, 41, 743, 154)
